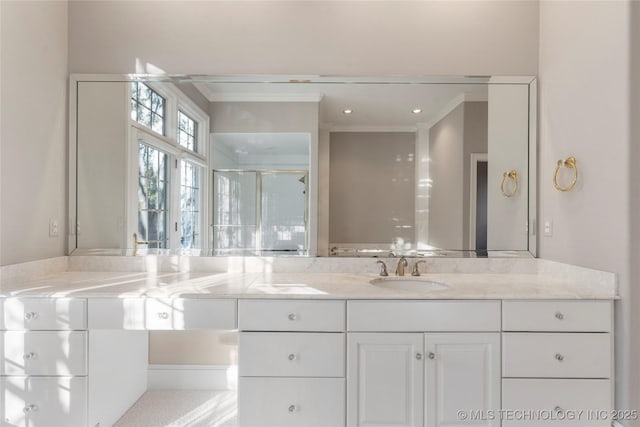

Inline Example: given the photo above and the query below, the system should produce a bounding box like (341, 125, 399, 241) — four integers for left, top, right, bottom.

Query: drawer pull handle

(288, 404, 297, 413)
(24, 312, 38, 321)
(23, 352, 37, 360)
(555, 353, 564, 362)
(158, 312, 169, 320)
(428, 352, 436, 360)
(23, 404, 38, 413)
(288, 353, 297, 361)
(555, 312, 564, 320)
(416, 353, 423, 360)
(288, 313, 297, 321)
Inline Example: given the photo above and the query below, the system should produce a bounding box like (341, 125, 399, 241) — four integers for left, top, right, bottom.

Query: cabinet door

(425, 333, 500, 427)
(348, 333, 424, 427)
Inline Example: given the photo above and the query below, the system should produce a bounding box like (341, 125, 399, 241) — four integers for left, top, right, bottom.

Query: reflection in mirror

(211, 133, 310, 255)
(71, 76, 535, 257)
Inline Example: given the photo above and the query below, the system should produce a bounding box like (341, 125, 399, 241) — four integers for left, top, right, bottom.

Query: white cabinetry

(346, 301, 501, 427)
(238, 299, 346, 427)
(0, 298, 88, 427)
(501, 300, 614, 427)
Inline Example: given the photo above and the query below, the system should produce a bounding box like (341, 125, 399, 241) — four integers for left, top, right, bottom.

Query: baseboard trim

(148, 364, 237, 391)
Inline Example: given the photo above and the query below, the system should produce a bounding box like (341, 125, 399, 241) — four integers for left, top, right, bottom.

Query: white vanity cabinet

(501, 300, 614, 427)
(0, 298, 88, 427)
(346, 301, 502, 427)
(237, 299, 346, 427)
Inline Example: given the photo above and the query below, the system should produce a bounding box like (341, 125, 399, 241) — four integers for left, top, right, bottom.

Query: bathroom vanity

(0, 262, 616, 427)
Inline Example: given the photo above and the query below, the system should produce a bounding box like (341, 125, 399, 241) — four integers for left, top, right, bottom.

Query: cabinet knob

(288, 313, 297, 321)
(415, 353, 423, 360)
(288, 404, 297, 413)
(555, 353, 564, 362)
(24, 312, 38, 321)
(288, 353, 297, 361)
(23, 352, 37, 360)
(23, 404, 38, 413)
(158, 312, 169, 320)
(555, 312, 564, 320)
(428, 352, 436, 360)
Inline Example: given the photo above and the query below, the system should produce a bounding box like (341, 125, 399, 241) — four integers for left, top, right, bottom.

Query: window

(180, 160, 201, 249)
(131, 82, 165, 135)
(137, 143, 169, 249)
(178, 110, 198, 152)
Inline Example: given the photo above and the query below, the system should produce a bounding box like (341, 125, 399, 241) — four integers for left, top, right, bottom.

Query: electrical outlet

(543, 220, 553, 237)
(49, 218, 59, 237)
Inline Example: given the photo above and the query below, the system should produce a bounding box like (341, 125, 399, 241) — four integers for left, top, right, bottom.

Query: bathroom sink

(369, 277, 448, 291)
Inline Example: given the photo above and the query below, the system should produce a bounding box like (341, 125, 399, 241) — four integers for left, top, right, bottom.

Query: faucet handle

(411, 260, 426, 276)
(376, 260, 389, 276)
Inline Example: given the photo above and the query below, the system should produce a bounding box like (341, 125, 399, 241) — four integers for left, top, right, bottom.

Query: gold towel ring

(500, 170, 518, 197)
(553, 157, 578, 192)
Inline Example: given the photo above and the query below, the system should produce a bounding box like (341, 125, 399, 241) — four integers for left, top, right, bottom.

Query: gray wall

(329, 132, 415, 246)
(462, 102, 488, 249)
(429, 104, 464, 249)
(0, 0, 68, 266)
(538, 0, 634, 417)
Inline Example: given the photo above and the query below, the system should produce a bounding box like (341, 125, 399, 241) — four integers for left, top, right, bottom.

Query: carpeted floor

(114, 390, 237, 427)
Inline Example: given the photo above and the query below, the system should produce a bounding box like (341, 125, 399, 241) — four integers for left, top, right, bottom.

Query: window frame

(126, 81, 210, 254)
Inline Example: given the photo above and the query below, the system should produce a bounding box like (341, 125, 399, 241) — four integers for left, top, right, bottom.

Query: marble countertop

(0, 271, 618, 300)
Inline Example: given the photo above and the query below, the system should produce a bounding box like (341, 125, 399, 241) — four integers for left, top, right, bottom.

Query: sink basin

(369, 276, 448, 291)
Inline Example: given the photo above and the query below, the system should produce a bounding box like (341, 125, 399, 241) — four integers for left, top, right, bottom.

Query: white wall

(68, 1, 539, 76)
(0, 0, 68, 266)
(538, 0, 633, 418)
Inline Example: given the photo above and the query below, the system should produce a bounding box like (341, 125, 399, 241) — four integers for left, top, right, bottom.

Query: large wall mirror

(69, 75, 536, 258)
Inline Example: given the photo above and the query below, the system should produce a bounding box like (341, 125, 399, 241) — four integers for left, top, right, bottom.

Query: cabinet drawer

(1, 331, 87, 376)
(238, 377, 345, 427)
(1, 376, 87, 427)
(239, 299, 345, 332)
(348, 300, 501, 332)
(239, 332, 344, 377)
(502, 379, 612, 426)
(503, 301, 612, 332)
(88, 298, 237, 330)
(503, 333, 611, 378)
(0, 298, 86, 330)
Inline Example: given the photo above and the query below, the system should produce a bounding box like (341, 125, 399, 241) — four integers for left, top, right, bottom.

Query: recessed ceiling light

(342, 109, 353, 114)
(412, 108, 423, 114)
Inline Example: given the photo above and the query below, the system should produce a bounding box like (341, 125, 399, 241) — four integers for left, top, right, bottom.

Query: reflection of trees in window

(178, 110, 197, 152)
(180, 160, 200, 249)
(131, 82, 165, 135)
(138, 143, 168, 249)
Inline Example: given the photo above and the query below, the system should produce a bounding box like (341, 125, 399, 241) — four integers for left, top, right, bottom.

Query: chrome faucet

(411, 260, 426, 276)
(395, 256, 408, 276)
(376, 260, 389, 276)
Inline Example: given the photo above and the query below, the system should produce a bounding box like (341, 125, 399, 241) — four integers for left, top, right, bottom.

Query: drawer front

(348, 300, 501, 332)
(1, 331, 87, 376)
(502, 379, 612, 426)
(1, 298, 86, 330)
(239, 332, 344, 377)
(503, 333, 611, 378)
(89, 298, 237, 330)
(238, 377, 345, 427)
(503, 301, 612, 332)
(239, 299, 345, 332)
(1, 376, 87, 427)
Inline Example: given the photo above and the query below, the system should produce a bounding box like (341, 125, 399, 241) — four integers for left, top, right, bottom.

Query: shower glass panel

(212, 171, 257, 254)
(212, 170, 308, 255)
(261, 172, 307, 252)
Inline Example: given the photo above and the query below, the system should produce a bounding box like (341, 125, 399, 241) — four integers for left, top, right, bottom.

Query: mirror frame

(68, 74, 537, 258)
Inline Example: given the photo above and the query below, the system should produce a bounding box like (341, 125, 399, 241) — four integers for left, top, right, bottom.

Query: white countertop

(0, 271, 618, 300)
